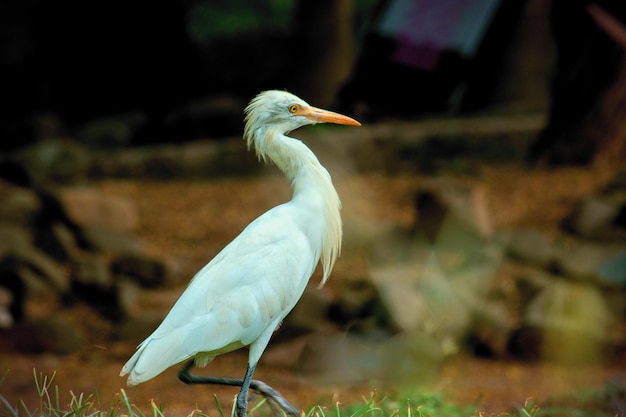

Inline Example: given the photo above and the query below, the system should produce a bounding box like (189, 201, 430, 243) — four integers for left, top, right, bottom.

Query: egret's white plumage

(120, 90, 360, 415)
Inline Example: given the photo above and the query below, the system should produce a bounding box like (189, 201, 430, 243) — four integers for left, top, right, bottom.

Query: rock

(0, 171, 168, 353)
(523, 278, 614, 363)
(0, 222, 75, 297)
(0, 287, 15, 329)
(262, 336, 310, 369)
(605, 167, 626, 191)
(41, 222, 82, 262)
(111, 253, 170, 288)
(370, 182, 513, 358)
(513, 271, 552, 305)
(467, 299, 517, 357)
(12, 139, 90, 183)
(72, 283, 121, 322)
(29, 188, 92, 259)
(370, 178, 499, 269)
(507, 325, 543, 360)
(297, 332, 380, 384)
(412, 179, 493, 242)
(0, 307, 13, 329)
(72, 256, 123, 321)
(280, 285, 333, 338)
(505, 229, 554, 268)
(72, 254, 112, 289)
(0, 186, 41, 226)
(170, 141, 233, 178)
(448, 261, 502, 305)
(9, 244, 71, 295)
(327, 277, 388, 328)
(376, 331, 444, 386)
(81, 227, 145, 255)
(89, 139, 259, 179)
(59, 187, 138, 233)
(599, 251, 626, 286)
(564, 195, 626, 241)
(0, 224, 33, 257)
(89, 148, 148, 178)
(0, 262, 29, 323)
(76, 112, 146, 149)
(0, 185, 90, 262)
(370, 254, 471, 352)
(297, 330, 444, 386)
(525, 278, 613, 335)
(114, 278, 144, 318)
(552, 242, 623, 283)
(368, 181, 504, 352)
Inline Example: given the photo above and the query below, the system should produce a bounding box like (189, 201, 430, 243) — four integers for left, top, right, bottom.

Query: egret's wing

(121, 205, 318, 385)
(159, 205, 317, 335)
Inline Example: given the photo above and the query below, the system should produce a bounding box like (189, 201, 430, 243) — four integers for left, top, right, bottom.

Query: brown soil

(2, 163, 625, 416)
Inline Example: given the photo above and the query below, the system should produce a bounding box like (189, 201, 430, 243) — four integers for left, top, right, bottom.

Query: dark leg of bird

(235, 365, 255, 417)
(178, 360, 300, 417)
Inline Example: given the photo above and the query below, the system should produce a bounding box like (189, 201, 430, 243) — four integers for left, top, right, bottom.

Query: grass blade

(120, 388, 136, 417)
(214, 393, 226, 417)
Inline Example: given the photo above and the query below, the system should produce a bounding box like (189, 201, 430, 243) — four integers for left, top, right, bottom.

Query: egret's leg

(178, 361, 300, 417)
(235, 365, 255, 417)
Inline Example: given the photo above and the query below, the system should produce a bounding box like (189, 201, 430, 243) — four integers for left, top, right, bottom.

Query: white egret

(120, 90, 360, 417)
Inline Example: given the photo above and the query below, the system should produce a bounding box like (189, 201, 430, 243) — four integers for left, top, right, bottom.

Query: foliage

(323, 390, 476, 417)
(186, 0, 294, 41)
(1, 369, 623, 417)
(185, 0, 379, 43)
(0, 369, 205, 417)
(535, 380, 626, 417)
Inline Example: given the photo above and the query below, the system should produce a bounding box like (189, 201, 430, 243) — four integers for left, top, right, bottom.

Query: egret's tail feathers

(119, 336, 191, 386)
(119, 352, 140, 384)
(120, 349, 147, 386)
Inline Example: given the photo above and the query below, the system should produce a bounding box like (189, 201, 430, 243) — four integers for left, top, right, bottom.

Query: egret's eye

(288, 104, 299, 114)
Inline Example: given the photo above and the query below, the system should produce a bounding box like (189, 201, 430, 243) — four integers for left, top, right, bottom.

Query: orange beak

(296, 106, 361, 126)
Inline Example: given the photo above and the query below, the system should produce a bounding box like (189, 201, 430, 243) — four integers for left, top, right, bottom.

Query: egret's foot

(248, 379, 300, 416)
(236, 389, 248, 417)
(178, 361, 301, 417)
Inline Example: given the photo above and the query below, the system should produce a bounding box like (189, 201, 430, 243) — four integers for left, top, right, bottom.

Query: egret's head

(244, 90, 360, 150)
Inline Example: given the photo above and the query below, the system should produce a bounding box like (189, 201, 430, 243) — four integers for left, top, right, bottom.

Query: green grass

(3, 368, 619, 417)
(0, 369, 184, 417)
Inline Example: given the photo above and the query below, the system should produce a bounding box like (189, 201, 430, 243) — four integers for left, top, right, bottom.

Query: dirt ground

(2, 163, 626, 415)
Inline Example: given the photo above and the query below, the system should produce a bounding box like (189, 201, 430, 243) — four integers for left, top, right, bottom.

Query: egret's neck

(251, 127, 329, 188)
(254, 129, 342, 285)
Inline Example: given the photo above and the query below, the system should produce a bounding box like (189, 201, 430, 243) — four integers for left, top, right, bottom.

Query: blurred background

(1, 0, 626, 415)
